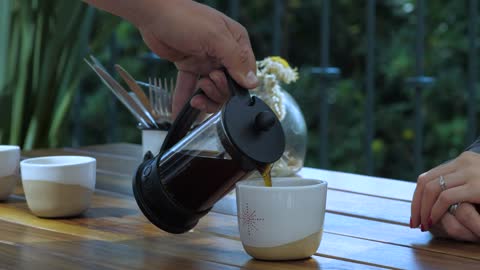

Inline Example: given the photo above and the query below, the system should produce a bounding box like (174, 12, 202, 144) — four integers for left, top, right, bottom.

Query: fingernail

(409, 217, 413, 228)
(210, 72, 219, 81)
(428, 217, 432, 228)
(420, 224, 425, 232)
(246, 71, 258, 85)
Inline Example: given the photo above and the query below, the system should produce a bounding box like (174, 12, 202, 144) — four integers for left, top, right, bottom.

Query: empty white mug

(21, 156, 96, 218)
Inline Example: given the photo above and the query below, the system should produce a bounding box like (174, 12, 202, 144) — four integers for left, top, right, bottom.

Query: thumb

(172, 71, 198, 119)
(215, 23, 258, 89)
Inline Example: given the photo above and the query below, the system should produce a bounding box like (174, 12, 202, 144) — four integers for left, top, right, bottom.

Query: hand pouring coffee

(133, 72, 285, 234)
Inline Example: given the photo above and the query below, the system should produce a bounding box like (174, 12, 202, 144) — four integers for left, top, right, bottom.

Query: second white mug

(21, 155, 96, 218)
(0, 145, 20, 200)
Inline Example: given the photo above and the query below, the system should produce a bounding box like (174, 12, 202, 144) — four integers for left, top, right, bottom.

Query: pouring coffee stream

(259, 163, 274, 187)
(133, 72, 285, 233)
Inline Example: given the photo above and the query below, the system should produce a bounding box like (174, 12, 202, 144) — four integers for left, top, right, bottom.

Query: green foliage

(0, 0, 119, 150)
(235, 0, 477, 181)
(2, 0, 478, 181)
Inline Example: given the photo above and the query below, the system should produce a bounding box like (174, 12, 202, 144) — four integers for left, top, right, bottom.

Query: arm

(82, 0, 258, 116)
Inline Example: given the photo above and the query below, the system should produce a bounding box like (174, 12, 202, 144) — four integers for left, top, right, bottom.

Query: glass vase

(253, 87, 307, 177)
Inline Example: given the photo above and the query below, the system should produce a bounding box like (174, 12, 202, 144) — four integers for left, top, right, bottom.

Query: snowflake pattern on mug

(239, 203, 264, 236)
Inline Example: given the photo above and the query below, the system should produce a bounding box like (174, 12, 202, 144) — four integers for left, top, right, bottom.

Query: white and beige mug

(0, 145, 20, 200)
(20, 156, 96, 218)
(236, 178, 327, 261)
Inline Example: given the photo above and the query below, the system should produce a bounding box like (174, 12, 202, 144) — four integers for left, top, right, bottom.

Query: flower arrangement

(251, 56, 306, 177)
(253, 56, 299, 121)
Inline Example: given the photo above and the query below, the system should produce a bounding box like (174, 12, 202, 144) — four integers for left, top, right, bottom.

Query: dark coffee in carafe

(133, 72, 285, 234)
(159, 150, 250, 212)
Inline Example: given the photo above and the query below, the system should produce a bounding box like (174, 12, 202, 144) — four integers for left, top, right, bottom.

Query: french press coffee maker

(133, 72, 285, 234)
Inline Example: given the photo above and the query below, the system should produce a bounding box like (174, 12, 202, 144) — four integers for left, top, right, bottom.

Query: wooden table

(0, 143, 475, 269)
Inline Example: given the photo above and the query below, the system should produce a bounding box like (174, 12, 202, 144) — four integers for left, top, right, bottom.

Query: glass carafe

(133, 72, 285, 234)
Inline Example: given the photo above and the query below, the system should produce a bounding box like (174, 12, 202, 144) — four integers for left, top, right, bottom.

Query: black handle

(158, 71, 251, 156)
(224, 69, 250, 99)
(158, 88, 202, 156)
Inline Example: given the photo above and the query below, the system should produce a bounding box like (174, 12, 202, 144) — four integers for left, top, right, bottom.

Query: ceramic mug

(0, 145, 20, 200)
(20, 156, 96, 218)
(142, 129, 168, 157)
(236, 177, 327, 261)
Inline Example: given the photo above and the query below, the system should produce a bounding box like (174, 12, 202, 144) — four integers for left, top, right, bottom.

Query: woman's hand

(83, 0, 258, 117)
(429, 203, 480, 242)
(411, 151, 480, 231)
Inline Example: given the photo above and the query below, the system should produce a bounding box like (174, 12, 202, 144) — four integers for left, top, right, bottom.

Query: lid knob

(254, 111, 277, 131)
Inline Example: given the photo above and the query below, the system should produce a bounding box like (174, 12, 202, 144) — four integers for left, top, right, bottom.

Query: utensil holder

(141, 126, 169, 157)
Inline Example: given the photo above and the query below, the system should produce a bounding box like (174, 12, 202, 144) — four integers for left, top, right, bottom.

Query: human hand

(428, 203, 480, 242)
(411, 151, 480, 231)
(83, 0, 257, 117)
(193, 70, 229, 113)
(136, 0, 257, 117)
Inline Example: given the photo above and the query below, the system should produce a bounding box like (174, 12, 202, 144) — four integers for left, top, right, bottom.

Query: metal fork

(147, 77, 174, 123)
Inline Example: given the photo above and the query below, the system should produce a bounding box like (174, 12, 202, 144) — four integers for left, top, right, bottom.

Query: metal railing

(76, 0, 478, 179)
(255, 0, 477, 177)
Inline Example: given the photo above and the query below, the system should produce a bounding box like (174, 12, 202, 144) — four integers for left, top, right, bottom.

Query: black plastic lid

(222, 96, 285, 164)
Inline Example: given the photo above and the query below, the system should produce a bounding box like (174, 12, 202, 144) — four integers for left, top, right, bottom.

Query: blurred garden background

(1, 0, 479, 182)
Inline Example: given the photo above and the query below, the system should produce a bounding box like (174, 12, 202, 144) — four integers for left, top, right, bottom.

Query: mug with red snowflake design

(235, 178, 327, 261)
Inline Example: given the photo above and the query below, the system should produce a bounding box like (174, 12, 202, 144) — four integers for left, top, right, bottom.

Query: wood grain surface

(6, 143, 478, 270)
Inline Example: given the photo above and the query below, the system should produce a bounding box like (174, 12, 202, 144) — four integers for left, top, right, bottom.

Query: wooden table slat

(0, 223, 242, 270)
(78, 144, 417, 202)
(0, 192, 385, 269)
(13, 144, 480, 270)
(25, 145, 417, 203)
(3, 183, 479, 270)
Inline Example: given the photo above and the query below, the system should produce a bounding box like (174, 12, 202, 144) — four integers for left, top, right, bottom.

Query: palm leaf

(2, 0, 118, 148)
(0, 0, 12, 94)
(9, 3, 34, 145)
(49, 7, 97, 146)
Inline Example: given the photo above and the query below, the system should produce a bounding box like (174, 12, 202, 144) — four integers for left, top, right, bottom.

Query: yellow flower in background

(371, 139, 385, 154)
(402, 129, 414, 141)
(257, 56, 299, 84)
(270, 56, 291, 68)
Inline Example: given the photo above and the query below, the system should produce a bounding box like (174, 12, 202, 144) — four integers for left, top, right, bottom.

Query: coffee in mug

(20, 156, 96, 218)
(236, 178, 327, 260)
(0, 145, 20, 200)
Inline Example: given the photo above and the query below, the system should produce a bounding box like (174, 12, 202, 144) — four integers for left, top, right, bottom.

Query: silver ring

(448, 203, 460, 216)
(439, 175, 447, 191)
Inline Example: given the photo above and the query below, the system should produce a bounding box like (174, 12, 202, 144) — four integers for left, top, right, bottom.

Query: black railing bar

(415, 0, 425, 76)
(467, 0, 478, 144)
(315, 0, 341, 169)
(321, 0, 331, 67)
(228, 0, 239, 21)
(406, 1, 435, 177)
(365, 0, 376, 175)
(413, 0, 426, 176)
(273, 0, 284, 56)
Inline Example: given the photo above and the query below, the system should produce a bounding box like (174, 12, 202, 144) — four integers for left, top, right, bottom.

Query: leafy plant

(0, 0, 118, 150)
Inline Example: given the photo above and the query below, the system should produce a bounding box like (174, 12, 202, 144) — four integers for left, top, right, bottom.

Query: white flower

(257, 57, 299, 84)
(252, 57, 298, 120)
